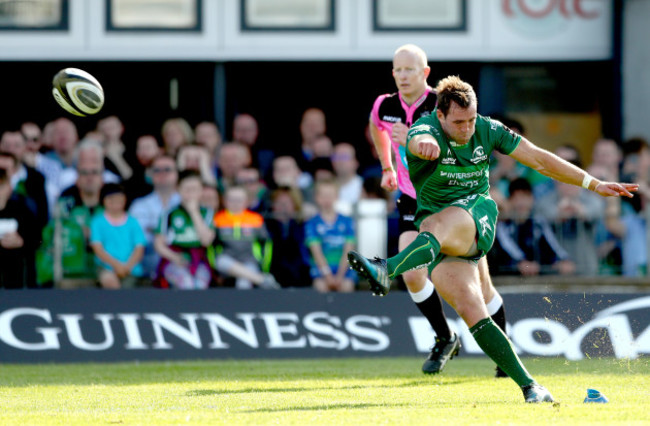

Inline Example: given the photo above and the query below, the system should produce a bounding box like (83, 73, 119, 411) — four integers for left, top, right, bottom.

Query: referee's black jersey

(371, 87, 437, 129)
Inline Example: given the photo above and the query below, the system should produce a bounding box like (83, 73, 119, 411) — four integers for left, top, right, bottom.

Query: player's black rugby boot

(422, 332, 461, 374)
(347, 251, 391, 296)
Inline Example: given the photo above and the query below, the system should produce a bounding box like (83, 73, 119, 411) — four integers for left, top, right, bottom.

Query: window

(373, 0, 466, 32)
(241, 0, 334, 32)
(0, 0, 68, 30)
(106, 0, 201, 32)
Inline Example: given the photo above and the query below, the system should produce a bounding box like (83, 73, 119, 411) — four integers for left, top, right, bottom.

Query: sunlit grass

(1, 357, 648, 425)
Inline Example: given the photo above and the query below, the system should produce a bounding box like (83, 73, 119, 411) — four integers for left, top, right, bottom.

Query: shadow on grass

(241, 402, 407, 413)
(185, 378, 467, 396)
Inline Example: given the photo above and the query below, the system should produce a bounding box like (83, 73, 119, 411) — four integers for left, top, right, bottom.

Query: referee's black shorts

(396, 193, 418, 234)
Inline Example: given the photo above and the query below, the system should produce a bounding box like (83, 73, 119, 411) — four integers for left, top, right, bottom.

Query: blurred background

(0, 0, 648, 288)
(0, 0, 643, 155)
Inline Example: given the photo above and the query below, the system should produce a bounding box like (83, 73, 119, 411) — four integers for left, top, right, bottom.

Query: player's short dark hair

(435, 76, 477, 116)
(508, 177, 532, 197)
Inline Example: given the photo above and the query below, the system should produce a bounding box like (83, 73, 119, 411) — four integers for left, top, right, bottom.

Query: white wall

(0, 0, 613, 61)
(623, 0, 650, 141)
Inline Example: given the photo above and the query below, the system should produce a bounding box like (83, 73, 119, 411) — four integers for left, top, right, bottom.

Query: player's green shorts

(414, 193, 498, 272)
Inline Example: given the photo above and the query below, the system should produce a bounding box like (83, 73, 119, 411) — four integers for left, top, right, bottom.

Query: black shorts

(396, 194, 418, 234)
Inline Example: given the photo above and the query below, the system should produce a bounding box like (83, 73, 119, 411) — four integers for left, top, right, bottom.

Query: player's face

(437, 102, 477, 145)
(392, 51, 430, 98)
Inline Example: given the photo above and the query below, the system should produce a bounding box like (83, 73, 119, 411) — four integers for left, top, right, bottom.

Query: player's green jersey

(405, 111, 521, 208)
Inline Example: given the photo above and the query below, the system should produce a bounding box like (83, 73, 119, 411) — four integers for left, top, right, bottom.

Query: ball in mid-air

(52, 68, 104, 117)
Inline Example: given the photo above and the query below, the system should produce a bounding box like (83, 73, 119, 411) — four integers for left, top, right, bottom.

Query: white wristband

(582, 174, 594, 190)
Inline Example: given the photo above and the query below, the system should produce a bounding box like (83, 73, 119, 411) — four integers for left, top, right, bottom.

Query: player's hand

(593, 182, 639, 198)
(391, 122, 409, 146)
(415, 139, 440, 161)
(381, 169, 398, 191)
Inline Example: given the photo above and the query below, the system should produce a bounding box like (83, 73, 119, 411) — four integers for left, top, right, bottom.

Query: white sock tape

(408, 279, 435, 303)
(486, 293, 503, 316)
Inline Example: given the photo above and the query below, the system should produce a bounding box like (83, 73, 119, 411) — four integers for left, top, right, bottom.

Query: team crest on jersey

(471, 146, 487, 164)
(441, 148, 456, 165)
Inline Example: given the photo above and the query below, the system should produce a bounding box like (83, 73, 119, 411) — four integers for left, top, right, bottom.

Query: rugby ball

(52, 68, 104, 117)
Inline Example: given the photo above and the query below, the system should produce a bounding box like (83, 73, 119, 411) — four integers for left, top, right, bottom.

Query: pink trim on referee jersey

(370, 88, 434, 199)
(370, 94, 389, 131)
(399, 87, 434, 127)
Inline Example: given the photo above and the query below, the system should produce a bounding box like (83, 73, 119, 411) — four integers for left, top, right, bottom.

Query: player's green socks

(470, 317, 535, 387)
(386, 231, 440, 278)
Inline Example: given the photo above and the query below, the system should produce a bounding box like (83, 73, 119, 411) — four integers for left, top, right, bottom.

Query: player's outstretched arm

(509, 138, 638, 198)
(408, 133, 440, 161)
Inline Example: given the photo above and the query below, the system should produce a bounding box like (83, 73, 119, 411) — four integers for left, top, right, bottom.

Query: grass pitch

(1, 357, 648, 425)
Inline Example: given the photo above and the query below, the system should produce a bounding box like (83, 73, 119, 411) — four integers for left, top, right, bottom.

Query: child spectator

(210, 186, 280, 289)
(90, 183, 146, 289)
(305, 179, 356, 292)
(154, 171, 216, 289)
(265, 187, 312, 287)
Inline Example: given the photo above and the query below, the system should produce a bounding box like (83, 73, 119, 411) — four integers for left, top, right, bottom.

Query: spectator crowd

(0, 112, 648, 291)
